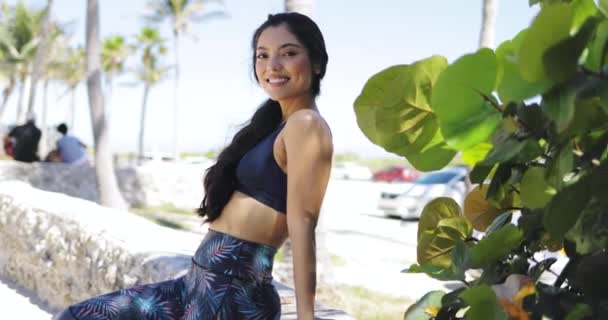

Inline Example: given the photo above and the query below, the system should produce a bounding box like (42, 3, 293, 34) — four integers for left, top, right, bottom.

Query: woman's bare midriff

(208, 191, 289, 248)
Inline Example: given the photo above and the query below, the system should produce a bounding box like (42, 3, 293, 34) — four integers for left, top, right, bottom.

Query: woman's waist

(210, 192, 288, 246)
(192, 228, 279, 283)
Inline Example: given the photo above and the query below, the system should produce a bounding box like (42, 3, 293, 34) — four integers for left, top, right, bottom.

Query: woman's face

(255, 24, 315, 103)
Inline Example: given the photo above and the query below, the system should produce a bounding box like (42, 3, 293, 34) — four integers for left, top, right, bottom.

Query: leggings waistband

(192, 229, 277, 284)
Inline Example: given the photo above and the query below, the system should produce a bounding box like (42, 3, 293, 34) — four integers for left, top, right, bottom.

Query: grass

(139, 215, 189, 231)
(329, 254, 347, 267)
(316, 284, 411, 320)
(130, 203, 196, 215)
(129, 203, 195, 231)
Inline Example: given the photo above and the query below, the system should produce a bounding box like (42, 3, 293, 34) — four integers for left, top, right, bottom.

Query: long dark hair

(198, 12, 329, 222)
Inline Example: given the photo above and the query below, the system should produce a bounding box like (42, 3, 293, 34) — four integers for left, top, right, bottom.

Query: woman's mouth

(267, 77, 289, 87)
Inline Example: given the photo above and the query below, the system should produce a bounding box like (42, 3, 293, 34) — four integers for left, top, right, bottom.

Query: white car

(331, 162, 373, 180)
(378, 167, 468, 219)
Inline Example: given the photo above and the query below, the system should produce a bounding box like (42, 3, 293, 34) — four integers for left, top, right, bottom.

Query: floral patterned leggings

(54, 229, 281, 320)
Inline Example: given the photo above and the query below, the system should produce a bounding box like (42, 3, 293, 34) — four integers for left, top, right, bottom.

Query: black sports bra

(235, 123, 287, 213)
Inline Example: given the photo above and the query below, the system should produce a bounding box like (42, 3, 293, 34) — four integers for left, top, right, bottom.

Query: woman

(55, 12, 332, 320)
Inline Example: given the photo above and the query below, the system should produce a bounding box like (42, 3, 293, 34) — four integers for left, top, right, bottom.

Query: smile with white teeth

(268, 77, 289, 84)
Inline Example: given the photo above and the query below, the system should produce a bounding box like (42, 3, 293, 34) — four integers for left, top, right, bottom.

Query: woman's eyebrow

(256, 43, 303, 50)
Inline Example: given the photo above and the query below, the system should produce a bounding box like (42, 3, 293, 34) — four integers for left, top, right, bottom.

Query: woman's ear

(313, 64, 321, 75)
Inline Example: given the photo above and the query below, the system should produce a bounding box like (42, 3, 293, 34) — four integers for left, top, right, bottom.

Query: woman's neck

(278, 96, 317, 122)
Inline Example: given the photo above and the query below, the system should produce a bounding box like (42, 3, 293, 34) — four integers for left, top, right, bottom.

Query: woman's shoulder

(283, 109, 333, 157)
(284, 109, 331, 136)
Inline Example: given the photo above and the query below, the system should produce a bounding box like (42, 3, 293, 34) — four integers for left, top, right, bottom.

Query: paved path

(319, 179, 457, 299)
(0, 275, 53, 319)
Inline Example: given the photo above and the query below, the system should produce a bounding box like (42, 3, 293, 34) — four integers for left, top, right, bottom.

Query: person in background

(7, 118, 41, 163)
(55, 123, 88, 165)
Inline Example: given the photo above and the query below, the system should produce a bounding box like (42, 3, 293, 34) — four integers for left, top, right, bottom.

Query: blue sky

(3, 0, 539, 157)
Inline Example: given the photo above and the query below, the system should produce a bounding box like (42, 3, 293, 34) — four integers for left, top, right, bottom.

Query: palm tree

(38, 31, 68, 157)
(86, 0, 127, 209)
(0, 3, 17, 122)
(0, 50, 17, 123)
(134, 27, 170, 163)
(285, 0, 313, 16)
(146, 0, 225, 161)
(101, 35, 131, 109)
(0, 1, 44, 124)
(56, 46, 85, 130)
(479, 0, 497, 48)
(26, 0, 54, 121)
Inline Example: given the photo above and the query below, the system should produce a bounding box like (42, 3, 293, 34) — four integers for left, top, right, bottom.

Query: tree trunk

(39, 79, 50, 158)
(86, 0, 127, 209)
(0, 83, 14, 123)
(284, 0, 314, 17)
(105, 75, 113, 117)
(172, 34, 180, 162)
(138, 84, 150, 165)
(27, 0, 54, 121)
(479, 0, 497, 48)
(16, 76, 28, 124)
(69, 87, 76, 130)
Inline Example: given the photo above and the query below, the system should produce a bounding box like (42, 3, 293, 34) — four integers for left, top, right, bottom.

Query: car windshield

(415, 171, 460, 184)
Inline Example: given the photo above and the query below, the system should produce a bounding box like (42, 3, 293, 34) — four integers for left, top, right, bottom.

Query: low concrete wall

(0, 160, 205, 209)
(0, 181, 352, 319)
(0, 180, 200, 312)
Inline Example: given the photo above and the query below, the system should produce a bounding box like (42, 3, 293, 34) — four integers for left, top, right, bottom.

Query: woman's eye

(256, 53, 267, 59)
(283, 51, 297, 57)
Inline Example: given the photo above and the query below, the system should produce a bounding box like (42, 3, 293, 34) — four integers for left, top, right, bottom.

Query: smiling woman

(54, 12, 332, 320)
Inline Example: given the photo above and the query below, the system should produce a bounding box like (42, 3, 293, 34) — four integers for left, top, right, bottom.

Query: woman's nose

(269, 56, 282, 71)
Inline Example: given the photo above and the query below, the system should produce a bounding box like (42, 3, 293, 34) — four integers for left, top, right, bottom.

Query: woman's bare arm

(284, 110, 333, 319)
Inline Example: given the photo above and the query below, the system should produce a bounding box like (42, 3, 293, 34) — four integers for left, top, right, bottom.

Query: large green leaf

(471, 224, 524, 268)
(600, 0, 608, 16)
(519, 3, 575, 83)
(542, 84, 577, 133)
(404, 263, 463, 281)
(520, 167, 555, 209)
(354, 56, 448, 156)
(451, 240, 472, 279)
(560, 98, 608, 138)
(405, 130, 457, 172)
(431, 48, 501, 150)
(403, 290, 445, 320)
(572, 0, 598, 32)
(480, 138, 528, 166)
(546, 143, 573, 190)
(543, 16, 598, 85)
(462, 143, 493, 167)
(496, 29, 547, 103)
(584, 20, 608, 72)
(544, 177, 592, 238)
(417, 197, 462, 240)
(418, 217, 473, 268)
(459, 285, 508, 320)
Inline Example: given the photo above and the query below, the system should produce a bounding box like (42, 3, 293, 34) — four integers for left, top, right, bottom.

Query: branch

(474, 89, 504, 113)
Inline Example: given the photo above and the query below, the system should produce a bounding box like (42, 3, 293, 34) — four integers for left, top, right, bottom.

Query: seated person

(56, 123, 88, 165)
(8, 119, 41, 163)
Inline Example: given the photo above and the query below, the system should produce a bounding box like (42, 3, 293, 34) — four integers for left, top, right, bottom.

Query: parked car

(372, 165, 419, 182)
(377, 167, 468, 219)
(331, 162, 373, 180)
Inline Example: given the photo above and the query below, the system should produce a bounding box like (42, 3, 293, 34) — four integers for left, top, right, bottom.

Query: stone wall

(0, 160, 205, 209)
(0, 181, 352, 319)
(0, 180, 201, 312)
